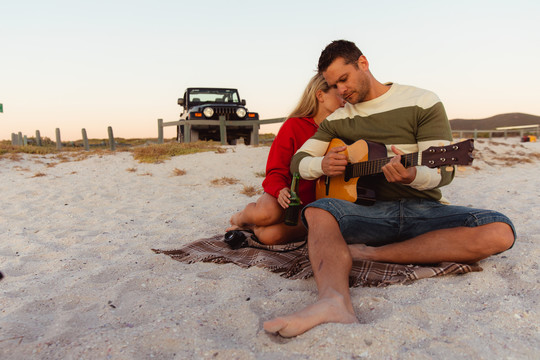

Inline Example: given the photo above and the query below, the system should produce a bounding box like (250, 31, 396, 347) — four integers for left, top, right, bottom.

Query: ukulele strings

(346, 153, 419, 178)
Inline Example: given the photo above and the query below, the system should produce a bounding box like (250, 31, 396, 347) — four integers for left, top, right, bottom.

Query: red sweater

(262, 117, 318, 205)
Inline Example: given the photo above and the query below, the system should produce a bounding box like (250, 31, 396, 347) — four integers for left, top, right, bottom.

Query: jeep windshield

(188, 88, 240, 104)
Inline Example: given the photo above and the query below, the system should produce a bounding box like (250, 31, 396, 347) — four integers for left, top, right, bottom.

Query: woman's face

(319, 87, 346, 117)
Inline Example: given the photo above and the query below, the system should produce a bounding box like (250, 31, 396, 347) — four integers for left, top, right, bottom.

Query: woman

(227, 73, 346, 245)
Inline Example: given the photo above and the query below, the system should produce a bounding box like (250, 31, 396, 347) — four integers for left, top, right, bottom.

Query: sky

(1, 0, 539, 141)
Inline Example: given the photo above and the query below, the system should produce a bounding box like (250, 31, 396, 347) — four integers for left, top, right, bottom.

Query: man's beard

(345, 73, 370, 104)
(346, 85, 369, 104)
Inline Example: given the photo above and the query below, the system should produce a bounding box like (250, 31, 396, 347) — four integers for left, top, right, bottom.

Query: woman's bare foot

(225, 224, 242, 232)
(229, 212, 248, 228)
(263, 294, 358, 337)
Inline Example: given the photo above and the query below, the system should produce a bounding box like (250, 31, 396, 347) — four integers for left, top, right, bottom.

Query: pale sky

(1, 0, 539, 141)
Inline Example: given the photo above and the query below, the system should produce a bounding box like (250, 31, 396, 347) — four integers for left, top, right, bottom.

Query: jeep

(177, 87, 259, 145)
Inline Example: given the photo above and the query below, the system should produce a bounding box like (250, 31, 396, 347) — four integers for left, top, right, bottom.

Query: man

(263, 40, 515, 338)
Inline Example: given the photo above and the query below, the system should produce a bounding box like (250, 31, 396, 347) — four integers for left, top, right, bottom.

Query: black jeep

(177, 87, 259, 145)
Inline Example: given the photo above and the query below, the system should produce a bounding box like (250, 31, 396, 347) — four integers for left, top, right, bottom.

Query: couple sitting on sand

(228, 40, 516, 338)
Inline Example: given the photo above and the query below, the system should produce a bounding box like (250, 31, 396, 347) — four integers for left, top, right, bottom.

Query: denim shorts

(303, 198, 516, 247)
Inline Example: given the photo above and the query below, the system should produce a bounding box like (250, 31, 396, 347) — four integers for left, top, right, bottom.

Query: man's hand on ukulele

(382, 146, 416, 184)
(322, 145, 348, 176)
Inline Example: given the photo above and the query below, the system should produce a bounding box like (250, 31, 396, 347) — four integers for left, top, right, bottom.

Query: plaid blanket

(153, 234, 482, 287)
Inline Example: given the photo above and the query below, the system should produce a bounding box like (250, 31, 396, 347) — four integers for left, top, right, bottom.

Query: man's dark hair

(318, 40, 363, 73)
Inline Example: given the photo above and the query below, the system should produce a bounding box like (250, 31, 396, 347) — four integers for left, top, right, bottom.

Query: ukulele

(315, 138, 475, 204)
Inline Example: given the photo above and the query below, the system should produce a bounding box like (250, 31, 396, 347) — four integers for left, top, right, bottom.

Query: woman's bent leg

(229, 193, 284, 229)
(254, 221, 306, 245)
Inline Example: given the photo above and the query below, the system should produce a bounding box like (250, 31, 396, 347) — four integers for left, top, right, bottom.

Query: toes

(263, 318, 287, 334)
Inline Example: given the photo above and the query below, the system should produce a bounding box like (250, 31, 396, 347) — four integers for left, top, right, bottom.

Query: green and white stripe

(291, 83, 455, 202)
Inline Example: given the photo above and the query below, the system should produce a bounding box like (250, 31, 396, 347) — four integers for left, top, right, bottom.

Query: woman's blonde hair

(288, 73, 331, 118)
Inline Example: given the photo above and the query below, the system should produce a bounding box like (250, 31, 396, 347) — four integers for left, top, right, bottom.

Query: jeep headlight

(203, 107, 214, 118)
(236, 108, 247, 118)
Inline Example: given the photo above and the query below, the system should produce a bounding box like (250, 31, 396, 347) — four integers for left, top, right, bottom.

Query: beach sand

(1, 138, 539, 359)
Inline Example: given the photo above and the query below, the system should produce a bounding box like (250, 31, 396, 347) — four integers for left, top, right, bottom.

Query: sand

(0, 138, 539, 359)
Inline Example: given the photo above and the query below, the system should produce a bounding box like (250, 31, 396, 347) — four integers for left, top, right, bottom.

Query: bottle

(284, 172, 301, 226)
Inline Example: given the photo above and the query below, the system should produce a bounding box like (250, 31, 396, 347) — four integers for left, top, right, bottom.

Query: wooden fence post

(36, 130, 42, 146)
(82, 128, 90, 151)
(17, 132, 23, 146)
(23, 135, 28, 146)
(251, 122, 259, 146)
(185, 123, 191, 143)
(55, 128, 62, 150)
(11, 133, 17, 145)
(108, 126, 116, 151)
(156, 116, 286, 146)
(219, 116, 227, 145)
(157, 119, 164, 144)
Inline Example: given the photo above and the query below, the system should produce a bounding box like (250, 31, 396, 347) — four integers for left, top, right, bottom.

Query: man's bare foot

(263, 295, 358, 337)
(348, 244, 376, 261)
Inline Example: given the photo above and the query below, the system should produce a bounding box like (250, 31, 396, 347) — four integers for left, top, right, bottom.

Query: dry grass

(172, 168, 186, 176)
(13, 166, 30, 172)
(1, 139, 223, 164)
(214, 147, 228, 154)
(254, 171, 266, 178)
(492, 156, 534, 165)
(0, 142, 121, 164)
(131, 141, 223, 163)
(259, 133, 276, 145)
(0, 144, 58, 156)
(1, 153, 23, 161)
(241, 185, 263, 197)
(32, 172, 46, 178)
(211, 177, 240, 186)
(126, 168, 137, 173)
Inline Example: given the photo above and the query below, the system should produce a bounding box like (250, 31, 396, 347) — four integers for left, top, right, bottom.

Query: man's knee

(472, 222, 515, 256)
(491, 222, 515, 252)
(304, 207, 333, 224)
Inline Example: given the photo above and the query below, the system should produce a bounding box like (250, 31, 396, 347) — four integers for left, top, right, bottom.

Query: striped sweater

(290, 83, 455, 202)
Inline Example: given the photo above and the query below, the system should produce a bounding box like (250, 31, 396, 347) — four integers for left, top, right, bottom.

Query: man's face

(322, 57, 370, 104)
